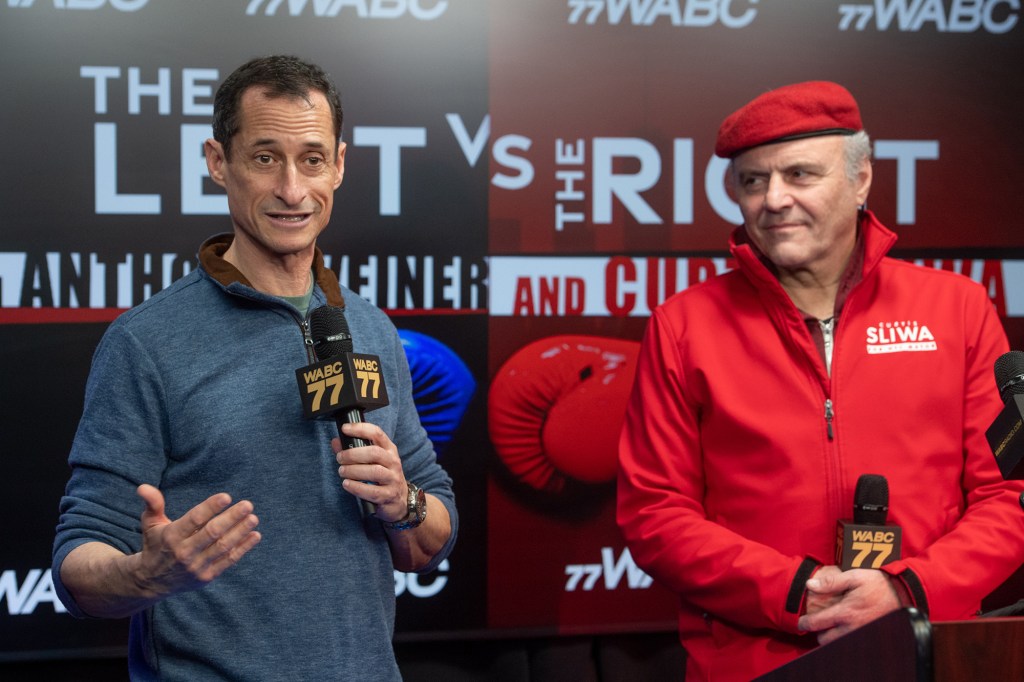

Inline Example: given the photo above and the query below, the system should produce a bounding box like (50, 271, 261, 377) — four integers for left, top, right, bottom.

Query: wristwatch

(382, 481, 427, 531)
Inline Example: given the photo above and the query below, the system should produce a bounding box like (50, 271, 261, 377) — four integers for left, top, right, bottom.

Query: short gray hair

(843, 130, 872, 182)
(726, 131, 873, 188)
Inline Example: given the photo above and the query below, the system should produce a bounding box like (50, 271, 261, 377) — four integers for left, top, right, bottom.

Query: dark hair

(212, 55, 343, 159)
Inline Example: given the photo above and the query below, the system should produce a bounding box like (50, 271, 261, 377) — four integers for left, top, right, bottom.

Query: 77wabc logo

(564, 547, 653, 592)
(6, 0, 149, 9)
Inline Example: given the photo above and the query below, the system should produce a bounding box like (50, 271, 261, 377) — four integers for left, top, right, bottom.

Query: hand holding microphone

(799, 566, 904, 645)
(296, 305, 390, 516)
(799, 474, 905, 644)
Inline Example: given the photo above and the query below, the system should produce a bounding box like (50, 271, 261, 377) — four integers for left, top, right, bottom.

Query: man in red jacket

(617, 81, 1024, 681)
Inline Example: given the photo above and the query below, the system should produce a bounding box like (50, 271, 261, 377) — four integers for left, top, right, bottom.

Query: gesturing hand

(134, 484, 262, 599)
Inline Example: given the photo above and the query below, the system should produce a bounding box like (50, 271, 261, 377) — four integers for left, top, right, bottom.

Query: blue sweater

(53, 236, 457, 681)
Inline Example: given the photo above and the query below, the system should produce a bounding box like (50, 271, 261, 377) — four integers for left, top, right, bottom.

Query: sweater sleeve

(617, 307, 818, 634)
(51, 319, 169, 618)
(880, 289, 1024, 618)
(378, 315, 459, 573)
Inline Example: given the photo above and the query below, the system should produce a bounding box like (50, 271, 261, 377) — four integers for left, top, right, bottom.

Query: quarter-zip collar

(198, 233, 346, 309)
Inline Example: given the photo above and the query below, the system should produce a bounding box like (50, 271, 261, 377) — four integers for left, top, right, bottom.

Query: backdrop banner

(1, 0, 1021, 659)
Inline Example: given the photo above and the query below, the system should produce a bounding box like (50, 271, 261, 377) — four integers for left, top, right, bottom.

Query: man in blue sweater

(52, 55, 458, 680)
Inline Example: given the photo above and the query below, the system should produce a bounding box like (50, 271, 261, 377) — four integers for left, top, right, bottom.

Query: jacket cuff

(889, 568, 929, 616)
(785, 557, 823, 615)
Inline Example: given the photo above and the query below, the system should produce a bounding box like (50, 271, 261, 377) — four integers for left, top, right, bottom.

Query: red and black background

(1, 0, 1022, 662)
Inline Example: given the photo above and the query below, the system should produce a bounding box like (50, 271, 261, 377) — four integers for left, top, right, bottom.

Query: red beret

(715, 81, 863, 158)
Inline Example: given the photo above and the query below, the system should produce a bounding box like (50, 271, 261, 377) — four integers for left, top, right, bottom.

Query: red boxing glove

(488, 335, 640, 493)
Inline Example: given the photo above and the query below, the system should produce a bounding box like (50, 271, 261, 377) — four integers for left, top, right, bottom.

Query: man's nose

(763, 174, 793, 212)
(275, 164, 305, 206)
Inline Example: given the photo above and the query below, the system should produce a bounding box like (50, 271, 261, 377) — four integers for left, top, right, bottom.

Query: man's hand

(60, 484, 261, 618)
(798, 567, 902, 645)
(332, 422, 453, 572)
(333, 422, 409, 523)
(802, 565, 846, 616)
(134, 484, 261, 597)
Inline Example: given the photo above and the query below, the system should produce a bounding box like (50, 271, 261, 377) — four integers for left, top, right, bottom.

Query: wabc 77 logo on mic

(296, 354, 389, 419)
(836, 524, 902, 570)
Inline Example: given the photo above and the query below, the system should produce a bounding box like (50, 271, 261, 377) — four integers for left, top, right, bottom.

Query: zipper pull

(301, 319, 316, 362)
(824, 398, 834, 440)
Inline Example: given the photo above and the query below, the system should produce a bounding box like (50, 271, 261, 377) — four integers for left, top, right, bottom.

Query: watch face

(383, 483, 427, 530)
(413, 484, 427, 519)
(401, 483, 423, 519)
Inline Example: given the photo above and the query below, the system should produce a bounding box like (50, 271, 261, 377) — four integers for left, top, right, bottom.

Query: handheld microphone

(985, 351, 1024, 479)
(835, 474, 902, 570)
(296, 305, 390, 516)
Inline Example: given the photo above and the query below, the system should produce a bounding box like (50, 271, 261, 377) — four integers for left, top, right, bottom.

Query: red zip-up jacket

(617, 211, 1024, 681)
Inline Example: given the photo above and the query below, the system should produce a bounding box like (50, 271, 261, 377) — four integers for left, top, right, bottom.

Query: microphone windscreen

(853, 474, 889, 525)
(994, 351, 1024, 403)
(309, 305, 353, 358)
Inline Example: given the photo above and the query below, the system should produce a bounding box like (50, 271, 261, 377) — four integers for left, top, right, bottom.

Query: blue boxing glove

(398, 329, 476, 456)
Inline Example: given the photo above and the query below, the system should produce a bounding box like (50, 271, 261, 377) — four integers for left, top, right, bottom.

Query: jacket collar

(198, 233, 345, 308)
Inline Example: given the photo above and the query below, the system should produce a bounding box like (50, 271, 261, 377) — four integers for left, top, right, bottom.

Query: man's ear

(205, 139, 227, 189)
(334, 141, 347, 189)
(724, 163, 738, 202)
(855, 159, 872, 207)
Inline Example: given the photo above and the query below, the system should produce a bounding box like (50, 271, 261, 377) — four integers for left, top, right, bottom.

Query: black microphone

(996, 351, 1024, 403)
(986, 351, 1024, 480)
(835, 474, 902, 570)
(296, 305, 390, 516)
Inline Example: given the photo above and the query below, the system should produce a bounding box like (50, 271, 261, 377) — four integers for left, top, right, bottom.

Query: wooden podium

(755, 608, 1024, 681)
